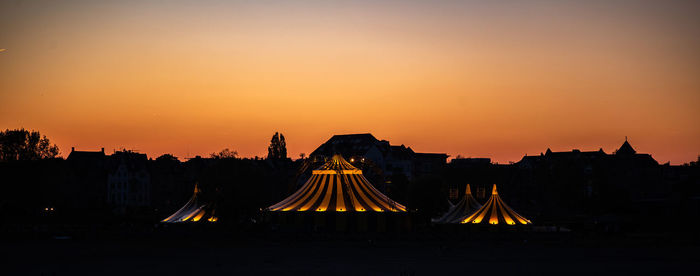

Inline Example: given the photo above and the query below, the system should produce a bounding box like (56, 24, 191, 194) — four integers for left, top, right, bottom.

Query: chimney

(101, 148, 104, 153)
(71, 147, 75, 152)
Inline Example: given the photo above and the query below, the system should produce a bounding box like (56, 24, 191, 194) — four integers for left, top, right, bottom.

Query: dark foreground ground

(2, 227, 699, 276)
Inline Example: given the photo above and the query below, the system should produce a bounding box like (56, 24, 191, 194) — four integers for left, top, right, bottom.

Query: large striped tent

(432, 184, 482, 224)
(162, 183, 218, 223)
(268, 154, 406, 212)
(461, 184, 531, 225)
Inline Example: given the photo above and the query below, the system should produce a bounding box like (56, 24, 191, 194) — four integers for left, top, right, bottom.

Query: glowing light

(460, 184, 531, 226)
(180, 208, 201, 221)
(312, 169, 362, 175)
(192, 210, 206, 222)
(267, 155, 406, 213)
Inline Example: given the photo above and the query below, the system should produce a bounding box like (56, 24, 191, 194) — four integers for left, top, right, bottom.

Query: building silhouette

(107, 150, 151, 215)
(309, 133, 447, 181)
(0, 136, 697, 233)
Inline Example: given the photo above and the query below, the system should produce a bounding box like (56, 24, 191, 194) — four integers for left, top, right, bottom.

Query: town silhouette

(1, 129, 699, 274)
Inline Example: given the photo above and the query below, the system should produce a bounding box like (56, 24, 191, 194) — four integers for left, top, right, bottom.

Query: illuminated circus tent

(268, 154, 406, 212)
(461, 185, 531, 225)
(432, 184, 482, 224)
(162, 183, 218, 223)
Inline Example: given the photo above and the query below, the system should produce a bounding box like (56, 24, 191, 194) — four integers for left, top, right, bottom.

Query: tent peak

(269, 153, 406, 212)
(162, 182, 217, 223)
(194, 183, 201, 195)
(432, 183, 482, 224)
(314, 154, 360, 172)
(461, 183, 531, 225)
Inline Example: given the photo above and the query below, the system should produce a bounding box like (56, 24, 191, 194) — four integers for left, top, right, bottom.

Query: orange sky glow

(1, 1, 699, 164)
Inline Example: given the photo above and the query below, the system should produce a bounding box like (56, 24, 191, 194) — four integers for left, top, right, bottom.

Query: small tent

(461, 184, 531, 225)
(162, 183, 218, 223)
(268, 154, 406, 212)
(432, 184, 482, 224)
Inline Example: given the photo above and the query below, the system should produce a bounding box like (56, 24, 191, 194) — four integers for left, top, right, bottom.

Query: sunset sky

(1, 0, 698, 164)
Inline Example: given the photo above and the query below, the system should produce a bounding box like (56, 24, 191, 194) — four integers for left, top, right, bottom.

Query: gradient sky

(1, 0, 699, 164)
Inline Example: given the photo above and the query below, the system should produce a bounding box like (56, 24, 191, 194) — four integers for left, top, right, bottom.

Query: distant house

(450, 158, 491, 167)
(386, 145, 415, 178)
(310, 133, 387, 163)
(510, 139, 664, 223)
(518, 139, 658, 167)
(67, 147, 106, 162)
(309, 133, 447, 180)
(415, 153, 449, 178)
(107, 150, 151, 214)
(66, 147, 108, 213)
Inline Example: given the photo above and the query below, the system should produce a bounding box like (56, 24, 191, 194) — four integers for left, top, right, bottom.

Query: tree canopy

(267, 132, 287, 160)
(211, 148, 238, 159)
(155, 153, 179, 162)
(0, 129, 60, 161)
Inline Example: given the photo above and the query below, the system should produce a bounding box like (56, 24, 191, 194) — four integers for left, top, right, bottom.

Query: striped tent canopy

(268, 154, 406, 212)
(461, 185, 531, 225)
(432, 184, 482, 224)
(162, 183, 218, 223)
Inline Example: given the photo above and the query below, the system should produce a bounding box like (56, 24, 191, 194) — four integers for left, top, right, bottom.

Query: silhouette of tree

(684, 155, 700, 167)
(0, 128, 59, 161)
(267, 132, 287, 160)
(155, 153, 179, 162)
(211, 148, 238, 159)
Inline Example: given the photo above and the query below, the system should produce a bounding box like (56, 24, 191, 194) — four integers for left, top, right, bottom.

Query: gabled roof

(108, 150, 149, 171)
(616, 140, 637, 155)
(67, 148, 105, 161)
(388, 145, 415, 159)
(309, 133, 384, 158)
(544, 148, 607, 159)
(309, 133, 448, 168)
